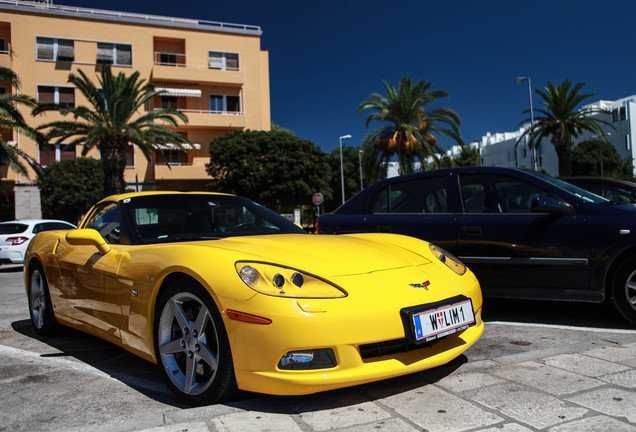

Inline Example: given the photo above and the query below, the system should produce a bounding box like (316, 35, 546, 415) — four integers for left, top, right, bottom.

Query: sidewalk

(66, 321, 636, 432)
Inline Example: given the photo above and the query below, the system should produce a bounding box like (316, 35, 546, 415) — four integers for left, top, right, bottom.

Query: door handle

(462, 226, 482, 236)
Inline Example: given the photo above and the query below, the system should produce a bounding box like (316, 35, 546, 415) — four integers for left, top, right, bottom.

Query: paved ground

(1, 264, 635, 432)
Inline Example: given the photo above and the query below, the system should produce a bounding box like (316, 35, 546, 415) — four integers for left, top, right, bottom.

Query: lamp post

(515, 76, 536, 170)
(358, 149, 364, 191)
(339, 134, 351, 204)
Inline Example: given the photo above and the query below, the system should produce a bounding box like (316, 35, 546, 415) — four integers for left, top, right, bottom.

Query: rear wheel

(154, 278, 237, 406)
(28, 263, 58, 336)
(611, 257, 636, 325)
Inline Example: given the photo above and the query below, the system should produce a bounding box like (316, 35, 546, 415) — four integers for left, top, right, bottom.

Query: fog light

(278, 348, 337, 370)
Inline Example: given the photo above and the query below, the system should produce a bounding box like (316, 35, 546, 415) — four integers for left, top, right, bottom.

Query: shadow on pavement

(0, 265, 24, 273)
(11, 318, 186, 408)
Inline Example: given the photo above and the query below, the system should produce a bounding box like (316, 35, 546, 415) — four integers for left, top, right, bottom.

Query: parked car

(24, 191, 483, 405)
(318, 166, 636, 325)
(561, 176, 636, 203)
(0, 219, 76, 265)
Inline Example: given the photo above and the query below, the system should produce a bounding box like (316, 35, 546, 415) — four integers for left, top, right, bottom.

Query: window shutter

(37, 86, 55, 103)
(226, 53, 239, 70)
(58, 88, 75, 107)
(208, 52, 223, 69)
(56, 39, 74, 61)
(116, 44, 132, 65)
(36, 37, 54, 60)
(97, 43, 114, 63)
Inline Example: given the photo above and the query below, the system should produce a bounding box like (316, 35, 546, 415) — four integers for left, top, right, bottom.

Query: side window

(373, 177, 448, 214)
(459, 174, 550, 213)
(85, 202, 122, 244)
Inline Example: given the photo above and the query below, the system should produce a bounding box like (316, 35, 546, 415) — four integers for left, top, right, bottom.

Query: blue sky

(63, 0, 636, 153)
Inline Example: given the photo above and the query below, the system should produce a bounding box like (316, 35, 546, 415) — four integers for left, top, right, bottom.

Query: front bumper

(221, 268, 484, 395)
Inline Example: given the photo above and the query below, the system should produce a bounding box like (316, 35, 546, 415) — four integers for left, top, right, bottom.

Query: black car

(561, 176, 636, 204)
(318, 166, 636, 324)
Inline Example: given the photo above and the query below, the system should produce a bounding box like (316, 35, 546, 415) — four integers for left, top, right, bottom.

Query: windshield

(123, 194, 305, 244)
(523, 170, 609, 204)
(0, 223, 29, 235)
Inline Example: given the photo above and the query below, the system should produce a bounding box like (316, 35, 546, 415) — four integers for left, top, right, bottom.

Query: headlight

(429, 244, 466, 276)
(235, 261, 347, 298)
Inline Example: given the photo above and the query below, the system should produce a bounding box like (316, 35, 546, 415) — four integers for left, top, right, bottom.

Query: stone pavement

(64, 322, 636, 432)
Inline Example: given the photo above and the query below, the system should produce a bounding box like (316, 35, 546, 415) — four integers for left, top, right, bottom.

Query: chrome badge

(409, 281, 430, 290)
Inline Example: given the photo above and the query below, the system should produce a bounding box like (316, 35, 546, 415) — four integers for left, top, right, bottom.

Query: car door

(360, 174, 457, 253)
(54, 201, 128, 338)
(454, 172, 591, 298)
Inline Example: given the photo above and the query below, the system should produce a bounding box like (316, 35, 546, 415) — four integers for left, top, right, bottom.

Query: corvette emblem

(409, 281, 430, 290)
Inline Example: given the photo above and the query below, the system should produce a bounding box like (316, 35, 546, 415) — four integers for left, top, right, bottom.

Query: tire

(28, 263, 59, 336)
(611, 257, 636, 325)
(154, 278, 238, 406)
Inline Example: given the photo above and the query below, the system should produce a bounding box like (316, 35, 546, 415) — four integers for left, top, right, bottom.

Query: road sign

(312, 192, 324, 206)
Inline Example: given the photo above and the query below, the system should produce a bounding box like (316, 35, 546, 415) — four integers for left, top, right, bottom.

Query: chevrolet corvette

(25, 191, 483, 405)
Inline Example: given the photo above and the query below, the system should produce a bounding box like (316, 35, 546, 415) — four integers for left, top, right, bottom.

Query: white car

(0, 219, 76, 265)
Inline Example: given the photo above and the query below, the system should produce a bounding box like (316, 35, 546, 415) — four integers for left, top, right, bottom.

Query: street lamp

(515, 76, 536, 170)
(358, 149, 364, 192)
(339, 134, 352, 204)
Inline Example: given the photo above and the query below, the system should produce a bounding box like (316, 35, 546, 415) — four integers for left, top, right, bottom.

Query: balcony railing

(153, 52, 243, 72)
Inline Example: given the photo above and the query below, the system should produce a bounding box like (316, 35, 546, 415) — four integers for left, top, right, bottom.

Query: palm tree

(0, 66, 38, 178)
(517, 79, 614, 176)
(34, 65, 191, 196)
(358, 76, 462, 177)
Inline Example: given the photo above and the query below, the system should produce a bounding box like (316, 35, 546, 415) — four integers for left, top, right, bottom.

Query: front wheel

(28, 263, 58, 336)
(611, 257, 636, 325)
(154, 278, 237, 406)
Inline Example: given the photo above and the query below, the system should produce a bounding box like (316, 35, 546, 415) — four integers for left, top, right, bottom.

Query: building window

(158, 52, 178, 66)
(36, 37, 75, 62)
(37, 86, 75, 108)
(161, 96, 178, 109)
(627, 135, 631, 151)
(210, 94, 241, 113)
(620, 106, 627, 121)
(208, 51, 239, 70)
(39, 144, 76, 166)
(0, 38, 7, 53)
(97, 43, 132, 66)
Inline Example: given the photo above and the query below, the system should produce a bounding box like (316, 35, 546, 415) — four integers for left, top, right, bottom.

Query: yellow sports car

(25, 191, 484, 406)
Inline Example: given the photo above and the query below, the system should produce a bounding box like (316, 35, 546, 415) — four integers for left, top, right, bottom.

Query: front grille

(358, 338, 434, 360)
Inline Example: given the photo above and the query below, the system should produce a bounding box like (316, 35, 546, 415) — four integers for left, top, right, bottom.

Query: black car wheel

(612, 257, 636, 325)
(154, 278, 237, 406)
(28, 263, 59, 336)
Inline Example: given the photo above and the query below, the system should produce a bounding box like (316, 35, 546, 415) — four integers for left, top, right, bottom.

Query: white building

(478, 95, 636, 176)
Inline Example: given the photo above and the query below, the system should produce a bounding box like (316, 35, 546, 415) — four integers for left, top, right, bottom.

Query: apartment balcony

(154, 158, 209, 180)
(180, 109, 245, 128)
(152, 53, 244, 86)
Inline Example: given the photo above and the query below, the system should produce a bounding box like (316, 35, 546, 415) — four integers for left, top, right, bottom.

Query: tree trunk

(100, 143, 127, 196)
(554, 139, 573, 177)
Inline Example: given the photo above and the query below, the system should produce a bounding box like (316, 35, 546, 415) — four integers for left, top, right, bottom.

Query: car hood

(205, 233, 432, 277)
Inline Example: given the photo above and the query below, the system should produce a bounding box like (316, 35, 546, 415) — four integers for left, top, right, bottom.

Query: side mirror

(531, 196, 575, 216)
(66, 229, 111, 254)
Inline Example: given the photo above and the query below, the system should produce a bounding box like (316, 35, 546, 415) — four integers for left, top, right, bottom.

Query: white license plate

(412, 299, 475, 342)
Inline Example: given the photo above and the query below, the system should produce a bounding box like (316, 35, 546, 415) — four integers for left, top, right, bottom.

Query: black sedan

(318, 166, 636, 325)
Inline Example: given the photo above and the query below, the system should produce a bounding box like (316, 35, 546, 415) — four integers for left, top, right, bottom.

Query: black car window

(373, 176, 448, 214)
(0, 223, 28, 234)
(459, 174, 551, 213)
(124, 194, 305, 244)
(84, 202, 123, 244)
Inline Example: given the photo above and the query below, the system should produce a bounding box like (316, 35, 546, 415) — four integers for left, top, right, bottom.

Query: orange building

(0, 1, 270, 220)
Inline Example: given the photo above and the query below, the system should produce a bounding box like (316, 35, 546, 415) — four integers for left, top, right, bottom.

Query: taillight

(315, 222, 320, 234)
(7, 236, 29, 245)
